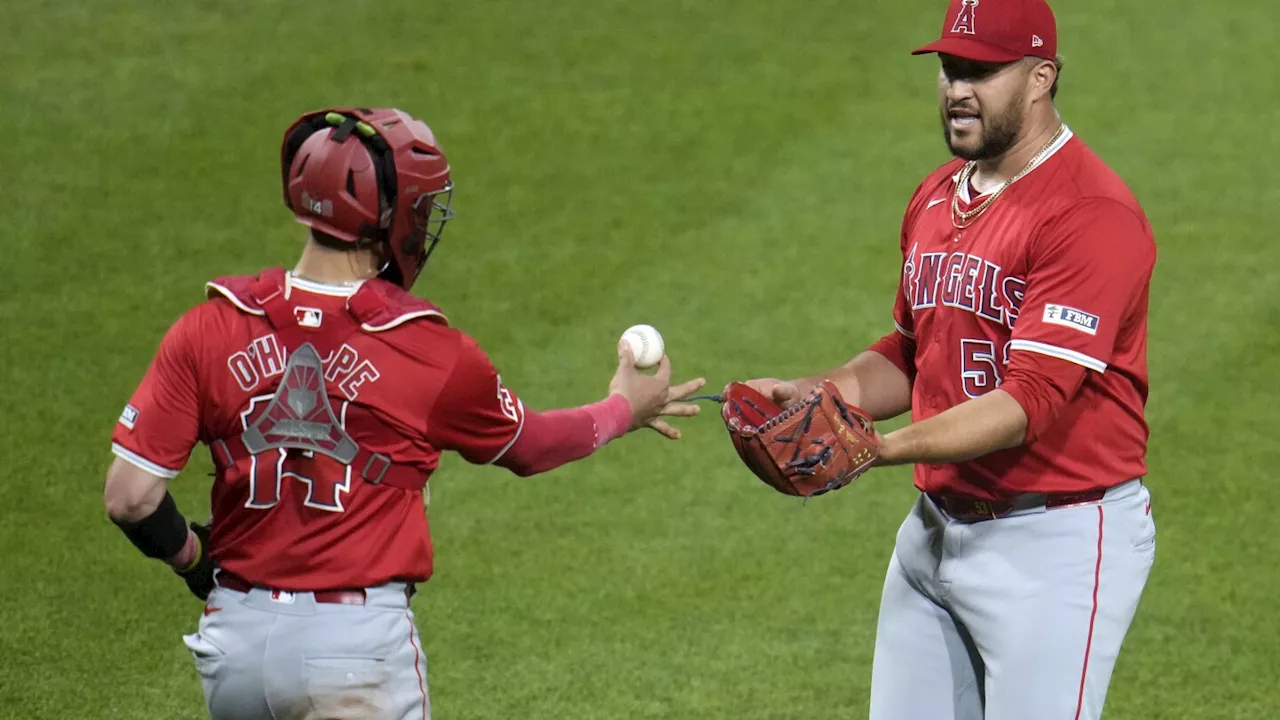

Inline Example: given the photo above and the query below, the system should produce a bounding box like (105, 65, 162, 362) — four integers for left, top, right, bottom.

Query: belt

(928, 489, 1108, 522)
(215, 571, 367, 605)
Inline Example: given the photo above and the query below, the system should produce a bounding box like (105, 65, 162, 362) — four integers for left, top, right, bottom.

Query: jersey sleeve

(426, 334, 526, 465)
(890, 173, 941, 343)
(1009, 198, 1155, 373)
(110, 311, 203, 478)
(867, 260, 919, 380)
(891, 254, 917, 342)
(1001, 347, 1090, 442)
(867, 194, 926, 376)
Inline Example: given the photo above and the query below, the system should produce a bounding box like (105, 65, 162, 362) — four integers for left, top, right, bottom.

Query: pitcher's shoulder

(1056, 138, 1147, 216)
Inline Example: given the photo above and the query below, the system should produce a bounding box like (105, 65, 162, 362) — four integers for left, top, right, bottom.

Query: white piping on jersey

(1008, 338, 1106, 373)
(955, 126, 1074, 204)
(206, 282, 266, 316)
(287, 272, 364, 298)
(361, 310, 447, 333)
(484, 411, 527, 465)
(208, 278, 445, 330)
(111, 443, 181, 479)
(894, 321, 916, 339)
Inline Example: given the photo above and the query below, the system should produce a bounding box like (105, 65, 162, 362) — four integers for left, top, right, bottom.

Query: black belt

(928, 489, 1108, 521)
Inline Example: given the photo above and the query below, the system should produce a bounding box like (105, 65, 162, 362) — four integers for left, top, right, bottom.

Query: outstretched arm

(429, 336, 705, 477)
(787, 348, 913, 421)
(746, 340, 914, 423)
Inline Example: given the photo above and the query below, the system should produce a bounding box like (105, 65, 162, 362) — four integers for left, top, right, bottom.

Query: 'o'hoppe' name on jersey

(226, 334, 380, 400)
(904, 243, 1025, 329)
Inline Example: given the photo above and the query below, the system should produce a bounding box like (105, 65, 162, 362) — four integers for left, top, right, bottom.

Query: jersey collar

(954, 126, 1074, 204)
(286, 272, 365, 298)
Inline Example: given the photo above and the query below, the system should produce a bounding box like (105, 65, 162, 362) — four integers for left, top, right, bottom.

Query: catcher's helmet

(281, 108, 454, 291)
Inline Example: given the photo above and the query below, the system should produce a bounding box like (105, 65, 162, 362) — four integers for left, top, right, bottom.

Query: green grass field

(3, 0, 1278, 717)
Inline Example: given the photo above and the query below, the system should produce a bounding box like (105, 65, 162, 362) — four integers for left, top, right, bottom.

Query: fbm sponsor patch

(1042, 304, 1099, 335)
(119, 404, 139, 429)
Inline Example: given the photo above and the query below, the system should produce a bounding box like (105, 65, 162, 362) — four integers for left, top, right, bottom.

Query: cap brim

(911, 38, 1024, 63)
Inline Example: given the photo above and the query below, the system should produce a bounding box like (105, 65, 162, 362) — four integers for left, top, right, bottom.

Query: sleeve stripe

(894, 321, 916, 340)
(111, 443, 182, 479)
(484, 412, 527, 465)
(1008, 339, 1108, 373)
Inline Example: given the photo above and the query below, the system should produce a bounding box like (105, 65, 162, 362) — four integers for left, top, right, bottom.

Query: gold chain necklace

(951, 124, 1067, 230)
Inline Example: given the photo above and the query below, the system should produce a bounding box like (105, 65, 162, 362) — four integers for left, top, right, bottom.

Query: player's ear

(1028, 57, 1056, 100)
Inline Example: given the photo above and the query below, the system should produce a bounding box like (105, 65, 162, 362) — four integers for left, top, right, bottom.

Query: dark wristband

(113, 492, 190, 560)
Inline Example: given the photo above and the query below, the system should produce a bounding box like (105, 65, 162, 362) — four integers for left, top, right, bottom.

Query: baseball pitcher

(721, 1, 1157, 718)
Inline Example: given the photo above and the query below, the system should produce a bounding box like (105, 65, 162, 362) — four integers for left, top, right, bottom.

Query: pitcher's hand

(737, 378, 802, 410)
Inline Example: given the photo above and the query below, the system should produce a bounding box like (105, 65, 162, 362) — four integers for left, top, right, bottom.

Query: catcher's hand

(175, 522, 215, 601)
(722, 379, 879, 497)
(609, 341, 705, 440)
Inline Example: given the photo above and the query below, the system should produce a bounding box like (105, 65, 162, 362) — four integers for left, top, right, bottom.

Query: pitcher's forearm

(877, 389, 1028, 466)
(792, 351, 913, 421)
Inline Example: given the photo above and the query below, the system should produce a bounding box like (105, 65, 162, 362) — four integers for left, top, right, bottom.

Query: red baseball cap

(912, 0, 1057, 63)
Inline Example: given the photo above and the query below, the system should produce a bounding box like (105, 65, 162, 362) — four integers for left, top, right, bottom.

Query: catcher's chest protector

(207, 270, 442, 491)
(241, 342, 359, 464)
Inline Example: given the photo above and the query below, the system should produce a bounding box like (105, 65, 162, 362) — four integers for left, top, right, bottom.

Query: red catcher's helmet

(281, 108, 454, 291)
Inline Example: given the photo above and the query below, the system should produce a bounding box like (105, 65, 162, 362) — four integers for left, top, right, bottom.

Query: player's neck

(293, 239, 382, 286)
(972, 111, 1063, 189)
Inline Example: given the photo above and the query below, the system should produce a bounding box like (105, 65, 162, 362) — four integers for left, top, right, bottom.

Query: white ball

(621, 324, 665, 369)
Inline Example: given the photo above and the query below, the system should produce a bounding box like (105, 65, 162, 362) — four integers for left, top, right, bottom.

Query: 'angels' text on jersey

(226, 334, 381, 400)
(904, 242, 1025, 331)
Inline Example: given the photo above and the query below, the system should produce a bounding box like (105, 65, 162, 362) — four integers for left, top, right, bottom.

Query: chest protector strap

(209, 276, 426, 492)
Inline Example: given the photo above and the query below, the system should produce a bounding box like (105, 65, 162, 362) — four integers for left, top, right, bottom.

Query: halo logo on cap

(951, 0, 979, 35)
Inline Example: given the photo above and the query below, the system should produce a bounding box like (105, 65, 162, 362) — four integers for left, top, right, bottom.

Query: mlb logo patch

(119, 404, 139, 430)
(1043, 304, 1100, 335)
(295, 307, 323, 328)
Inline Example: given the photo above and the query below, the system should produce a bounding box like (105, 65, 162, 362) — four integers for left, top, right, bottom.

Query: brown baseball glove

(721, 380, 880, 498)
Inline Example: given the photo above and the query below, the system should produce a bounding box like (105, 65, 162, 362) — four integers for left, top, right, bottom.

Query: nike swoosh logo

(926, 197, 947, 210)
(203, 606, 222, 616)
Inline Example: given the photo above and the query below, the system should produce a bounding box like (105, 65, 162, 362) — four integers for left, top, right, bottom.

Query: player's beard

(941, 87, 1026, 162)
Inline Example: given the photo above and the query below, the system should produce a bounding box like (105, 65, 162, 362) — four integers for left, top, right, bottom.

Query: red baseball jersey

(883, 129, 1156, 499)
(110, 270, 526, 590)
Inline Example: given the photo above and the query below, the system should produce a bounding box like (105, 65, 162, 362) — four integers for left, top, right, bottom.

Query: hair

(309, 228, 384, 253)
(1050, 55, 1063, 100)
